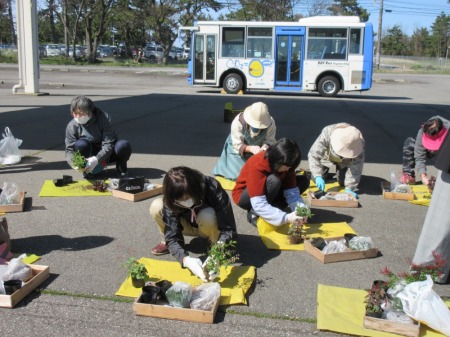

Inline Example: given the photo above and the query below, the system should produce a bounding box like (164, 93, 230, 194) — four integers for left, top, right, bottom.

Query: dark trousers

(402, 137, 416, 176)
(74, 139, 132, 172)
(237, 174, 310, 211)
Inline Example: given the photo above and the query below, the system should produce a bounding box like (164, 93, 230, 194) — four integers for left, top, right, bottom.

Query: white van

(182, 47, 190, 60)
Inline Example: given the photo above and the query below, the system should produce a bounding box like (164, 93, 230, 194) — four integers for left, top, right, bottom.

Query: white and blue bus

(182, 16, 373, 97)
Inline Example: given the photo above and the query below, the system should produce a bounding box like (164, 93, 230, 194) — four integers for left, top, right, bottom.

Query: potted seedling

(125, 257, 150, 288)
(92, 180, 108, 192)
(364, 281, 387, 318)
(71, 150, 87, 170)
(202, 240, 238, 281)
(287, 205, 313, 245)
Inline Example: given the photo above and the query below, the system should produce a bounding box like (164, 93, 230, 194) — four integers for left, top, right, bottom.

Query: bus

(181, 16, 373, 97)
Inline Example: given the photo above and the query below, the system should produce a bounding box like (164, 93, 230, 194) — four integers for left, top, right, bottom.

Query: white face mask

(175, 198, 195, 208)
(75, 115, 91, 125)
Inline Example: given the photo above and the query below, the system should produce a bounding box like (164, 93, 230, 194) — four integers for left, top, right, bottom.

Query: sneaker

(246, 210, 258, 227)
(399, 173, 415, 185)
(151, 242, 169, 255)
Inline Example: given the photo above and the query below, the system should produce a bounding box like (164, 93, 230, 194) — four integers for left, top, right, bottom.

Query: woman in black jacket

(149, 166, 237, 281)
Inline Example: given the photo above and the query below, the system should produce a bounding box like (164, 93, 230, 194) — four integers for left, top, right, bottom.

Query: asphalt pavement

(0, 63, 449, 337)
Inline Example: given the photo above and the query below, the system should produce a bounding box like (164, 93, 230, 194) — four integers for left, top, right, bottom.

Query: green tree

(328, 0, 369, 22)
(410, 27, 430, 57)
(381, 25, 410, 56)
(430, 12, 450, 58)
(221, 0, 301, 21)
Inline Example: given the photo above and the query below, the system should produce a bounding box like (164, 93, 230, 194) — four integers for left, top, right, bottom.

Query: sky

(212, 0, 450, 36)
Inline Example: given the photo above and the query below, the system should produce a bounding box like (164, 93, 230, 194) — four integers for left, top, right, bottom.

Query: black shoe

(246, 209, 258, 227)
(116, 163, 128, 178)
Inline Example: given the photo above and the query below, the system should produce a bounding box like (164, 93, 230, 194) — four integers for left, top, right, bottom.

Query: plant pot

(155, 280, 173, 300)
(313, 189, 325, 199)
(365, 310, 383, 319)
(3, 279, 22, 295)
(344, 233, 358, 247)
(289, 235, 302, 245)
(131, 277, 145, 288)
(141, 285, 161, 304)
(311, 237, 326, 250)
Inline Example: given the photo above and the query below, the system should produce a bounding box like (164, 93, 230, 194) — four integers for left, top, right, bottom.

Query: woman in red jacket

(232, 138, 310, 226)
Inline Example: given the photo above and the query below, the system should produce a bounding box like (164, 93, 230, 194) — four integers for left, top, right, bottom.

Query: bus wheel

(318, 76, 340, 97)
(223, 73, 243, 94)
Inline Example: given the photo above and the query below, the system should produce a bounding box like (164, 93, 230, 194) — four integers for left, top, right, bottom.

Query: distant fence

(377, 55, 450, 70)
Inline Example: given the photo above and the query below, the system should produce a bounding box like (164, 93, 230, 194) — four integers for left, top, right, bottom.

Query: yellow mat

(303, 181, 345, 197)
(257, 219, 356, 251)
(317, 284, 449, 337)
(214, 176, 236, 191)
(115, 257, 256, 305)
(410, 185, 432, 206)
(38, 180, 112, 197)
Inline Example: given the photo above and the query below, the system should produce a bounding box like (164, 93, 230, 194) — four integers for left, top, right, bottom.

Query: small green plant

(380, 251, 446, 288)
(203, 241, 239, 276)
(364, 281, 387, 316)
(71, 150, 87, 169)
(295, 205, 313, 219)
(92, 180, 108, 192)
(124, 258, 149, 282)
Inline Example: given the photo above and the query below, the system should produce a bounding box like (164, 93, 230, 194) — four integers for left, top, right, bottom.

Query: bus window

(247, 27, 273, 58)
(307, 28, 348, 60)
(222, 27, 245, 57)
(350, 28, 362, 54)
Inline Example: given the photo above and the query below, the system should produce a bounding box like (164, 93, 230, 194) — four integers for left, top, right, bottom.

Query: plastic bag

(165, 281, 192, 308)
(397, 275, 450, 336)
(1, 254, 32, 282)
(190, 282, 221, 311)
(390, 168, 400, 191)
(0, 182, 20, 205)
(0, 127, 22, 165)
(348, 236, 374, 251)
(322, 239, 347, 254)
(0, 217, 12, 261)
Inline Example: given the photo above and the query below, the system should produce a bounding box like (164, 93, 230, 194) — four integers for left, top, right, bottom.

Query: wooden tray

(381, 182, 415, 200)
(307, 191, 358, 208)
(0, 192, 25, 213)
(0, 264, 49, 308)
(364, 315, 420, 337)
(112, 184, 163, 202)
(133, 294, 219, 324)
(304, 236, 378, 263)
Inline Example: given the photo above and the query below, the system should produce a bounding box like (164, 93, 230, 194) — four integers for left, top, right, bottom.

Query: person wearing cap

(400, 116, 450, 186)
(308, 123, 365, 199)
(212, 102, 276, 180)
(232, 138, 310, 226)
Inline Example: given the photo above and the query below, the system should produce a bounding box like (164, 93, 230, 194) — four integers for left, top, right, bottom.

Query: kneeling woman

(232, 138, 310, 226)
(149, 166, 237, 281)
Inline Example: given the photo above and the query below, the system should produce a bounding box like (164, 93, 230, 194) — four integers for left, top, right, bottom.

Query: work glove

(183, 256, 207, 282)
(287, 211, 304, 225)
(202, 256, 220, 282)
(85, 156, 99, 173)
(248, 145, 262, 155)
(315, 176, 325, 191)
(345, 188, 359, 199)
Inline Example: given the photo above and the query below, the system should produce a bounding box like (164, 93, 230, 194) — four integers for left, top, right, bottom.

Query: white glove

(85, 156, 99, 173)
(183, 256, 207, 282)
(287, 211, 304, 225)
(248, 145, 262, 155)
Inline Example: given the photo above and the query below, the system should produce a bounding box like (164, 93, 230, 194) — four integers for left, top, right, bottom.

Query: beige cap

(330, 125, 365, 158)
(243, 102, 271, 129)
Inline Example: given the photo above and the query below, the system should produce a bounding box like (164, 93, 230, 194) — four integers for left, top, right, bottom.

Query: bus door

(275, 27, 305, 88)
(193, 34, 216, 83)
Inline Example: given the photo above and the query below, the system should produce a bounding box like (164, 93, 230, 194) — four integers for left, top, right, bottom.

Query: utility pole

(376, 0, 384, 70)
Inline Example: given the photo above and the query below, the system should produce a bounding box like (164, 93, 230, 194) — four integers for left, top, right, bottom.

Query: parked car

(97, 46, 113, 57)
(171, 48, 182, 60)
(39, 45, 47, 57)
(68, 46, 85, 57)
(46, 44, 62, 56)
(183, 47, 190, 60)
(143, 45, 164, 60)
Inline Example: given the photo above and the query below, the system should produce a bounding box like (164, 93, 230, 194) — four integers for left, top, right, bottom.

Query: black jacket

(162, 176, 237, 264)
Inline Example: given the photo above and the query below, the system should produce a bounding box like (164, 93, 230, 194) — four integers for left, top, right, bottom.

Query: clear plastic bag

(335, 193, 352, 201)
(0, 182, 20, 205)
(1, 254, 32, 282)
(397, 275, 450, 336)
(0, 127, 22, 165)
(190, 282, 221, 311)
(390, 168, 399, 191)
(322, 239, 347, 254)
(165, 281, 192, 308)
(348, 236, 374, 251)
